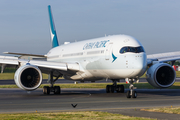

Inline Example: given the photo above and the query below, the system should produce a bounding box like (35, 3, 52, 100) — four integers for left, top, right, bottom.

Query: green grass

(0, 67, 16, 73)
(1, 82, 180, 89)
(0, 111, 155, 120)
(0, 73, 15, 80)
(141, 107, 180, 114)
(0, 73, 49, 80)
(1, 71, 180, 80)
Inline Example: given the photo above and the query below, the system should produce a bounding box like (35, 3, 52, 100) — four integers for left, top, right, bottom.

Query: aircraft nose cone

(133, 53, 147, 77)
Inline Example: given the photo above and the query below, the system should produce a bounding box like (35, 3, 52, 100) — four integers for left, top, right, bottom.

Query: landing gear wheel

(120, 85, 124, 93)
(106, 85, 110, 93)
(116, 85, 124, 93)
(43, 71, 62, 95)
(109, 85, 114, 93)
(106, 80, 125, 94)
(126, 78, 138, 98)
(43, 86, 50, 95)
(132, 91, 137, 98)
(43, 86, 47, 94)
(116, 85, 121, 93)
(54, 86, 61, 94)
(126, 90, 131, 98)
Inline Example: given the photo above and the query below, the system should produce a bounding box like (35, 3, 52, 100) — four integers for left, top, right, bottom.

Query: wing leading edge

(0, 55, 80, 74)
(3, 52, 46, 58)
(147, 51, 180, 65)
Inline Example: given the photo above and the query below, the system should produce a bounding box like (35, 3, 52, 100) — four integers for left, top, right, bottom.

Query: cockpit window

(120, 46, 145, 54)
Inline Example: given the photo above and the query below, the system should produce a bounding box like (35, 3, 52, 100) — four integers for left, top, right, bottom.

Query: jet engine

(14, 64, 42, 91)
(146, 63, 176, 88)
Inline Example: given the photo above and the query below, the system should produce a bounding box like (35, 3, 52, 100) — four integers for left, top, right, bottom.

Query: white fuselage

(46, 35, 147, 81)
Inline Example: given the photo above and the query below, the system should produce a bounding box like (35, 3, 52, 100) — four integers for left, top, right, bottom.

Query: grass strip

(0, 111, 155, 120)
(1, 71, 180, 80)
(141, 107, 180, 114)
(0, 73, 49, 80)
(0, 73, 64, 80)
(1, 82, 180, 89)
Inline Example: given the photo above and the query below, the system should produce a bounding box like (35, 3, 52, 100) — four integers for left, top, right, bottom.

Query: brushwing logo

(112, 52, 117, 63)
(50, 28, 55, 42)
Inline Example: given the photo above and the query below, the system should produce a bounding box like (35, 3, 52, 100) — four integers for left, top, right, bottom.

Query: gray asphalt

(1, 88, 180, 120)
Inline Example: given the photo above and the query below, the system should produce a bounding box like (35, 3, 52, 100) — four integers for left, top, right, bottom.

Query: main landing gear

(43, 71, 61, 95)
(126, 78, 138, 98)
(106, 80, 124, 93)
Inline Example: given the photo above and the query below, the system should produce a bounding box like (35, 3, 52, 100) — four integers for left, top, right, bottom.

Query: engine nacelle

(146, 63, 176, 88)
(14, 64, 42, 91)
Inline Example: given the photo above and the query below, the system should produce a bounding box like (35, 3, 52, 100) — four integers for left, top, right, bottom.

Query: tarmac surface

(1, 88, 180, 120)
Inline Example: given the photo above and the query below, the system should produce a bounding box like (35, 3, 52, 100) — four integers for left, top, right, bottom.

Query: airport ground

(1, 78, 180, 119)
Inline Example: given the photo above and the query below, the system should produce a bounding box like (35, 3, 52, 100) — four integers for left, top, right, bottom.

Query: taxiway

(0, 88, 180, 119)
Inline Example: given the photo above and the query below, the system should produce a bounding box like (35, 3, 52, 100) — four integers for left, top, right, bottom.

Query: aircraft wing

(0, 55, 80, 74)
(147, 51, 180, 65)
(3, 52, 46, 57)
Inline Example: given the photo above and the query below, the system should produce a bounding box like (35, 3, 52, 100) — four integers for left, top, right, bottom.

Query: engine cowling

(146, 63, 176, 88)
(14, 64, 42, 91)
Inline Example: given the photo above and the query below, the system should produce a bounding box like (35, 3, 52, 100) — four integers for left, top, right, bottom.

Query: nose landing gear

(126, 78, 138, 98)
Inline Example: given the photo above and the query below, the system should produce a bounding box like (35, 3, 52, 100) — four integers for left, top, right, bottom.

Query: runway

(1, 88, 180, 119)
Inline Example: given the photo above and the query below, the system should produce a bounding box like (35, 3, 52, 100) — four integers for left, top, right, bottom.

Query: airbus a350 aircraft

(1, 5, 180, 98)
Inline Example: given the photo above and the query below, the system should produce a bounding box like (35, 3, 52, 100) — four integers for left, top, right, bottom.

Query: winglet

(48, 5, 59, 48)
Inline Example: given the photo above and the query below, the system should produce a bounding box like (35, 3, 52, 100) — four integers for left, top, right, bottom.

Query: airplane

(1, 5, 180, 98)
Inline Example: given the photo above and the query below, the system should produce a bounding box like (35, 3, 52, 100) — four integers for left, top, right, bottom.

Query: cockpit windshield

(120, 46, 145, 54)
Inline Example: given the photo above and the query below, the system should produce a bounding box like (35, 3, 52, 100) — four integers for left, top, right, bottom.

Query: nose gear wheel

(126, 78, 137, 98)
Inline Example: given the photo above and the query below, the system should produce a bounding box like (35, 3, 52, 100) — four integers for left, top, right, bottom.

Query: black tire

(132, 91, 137, 98)
(106, 85, 110, 93)
(119, 85, 124, 93)
(43, 86, 50, 95)
(109, 85, 114, 93)
(46, 86, 50, 95)
(126, 90, 131, 98)
(54, 86, 61, 94)
(116, 85, 124, 93)
(116, 85, 121, 93)
(43, 86, 47, 94)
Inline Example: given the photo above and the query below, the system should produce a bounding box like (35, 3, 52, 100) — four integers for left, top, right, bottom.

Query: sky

(0, 0, 180, 55)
